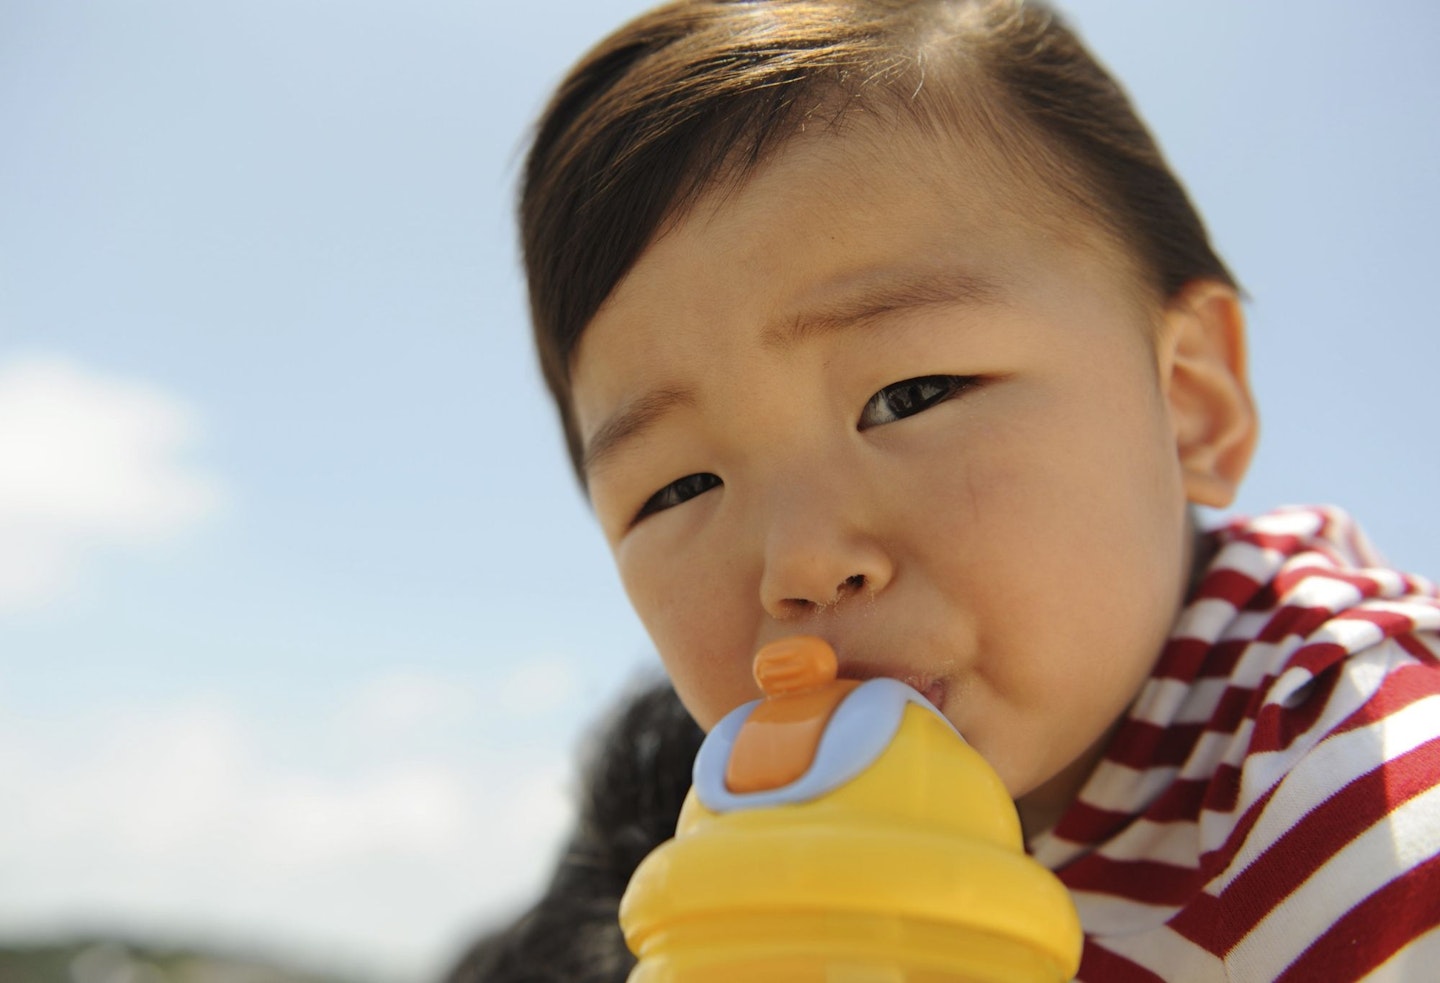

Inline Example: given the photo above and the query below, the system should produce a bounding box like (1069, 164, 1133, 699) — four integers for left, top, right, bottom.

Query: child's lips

(836, 661, 948, 712)
(919, 679, 948, 712)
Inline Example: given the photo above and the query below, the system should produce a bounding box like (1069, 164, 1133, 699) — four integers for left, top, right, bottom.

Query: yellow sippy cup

(619, 635, 1082, 982)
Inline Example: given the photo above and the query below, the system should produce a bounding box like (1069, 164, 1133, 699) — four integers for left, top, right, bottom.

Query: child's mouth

(836, 661, 948, 713)
(919, 679, 948, 712)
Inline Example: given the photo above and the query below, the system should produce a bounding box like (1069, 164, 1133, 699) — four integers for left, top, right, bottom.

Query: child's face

(571, 127, 1202, 827)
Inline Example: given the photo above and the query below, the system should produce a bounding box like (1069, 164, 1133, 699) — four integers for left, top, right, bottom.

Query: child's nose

(757, 485, 894, 620)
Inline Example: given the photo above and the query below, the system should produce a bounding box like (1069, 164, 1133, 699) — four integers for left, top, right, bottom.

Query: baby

(455, 1, 1440, 980)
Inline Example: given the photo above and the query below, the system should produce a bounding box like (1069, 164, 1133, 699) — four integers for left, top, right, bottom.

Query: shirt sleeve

(1187, 632, 1440, 981)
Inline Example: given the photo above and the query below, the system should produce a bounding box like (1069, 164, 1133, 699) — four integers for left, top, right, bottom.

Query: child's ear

(1158, 280, 1259, 509)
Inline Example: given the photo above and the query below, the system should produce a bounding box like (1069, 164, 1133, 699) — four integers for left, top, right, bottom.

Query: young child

(454, 1, 1440, 980)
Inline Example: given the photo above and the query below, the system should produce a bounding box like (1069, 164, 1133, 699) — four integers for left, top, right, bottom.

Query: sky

(1, 0, 1437, 979)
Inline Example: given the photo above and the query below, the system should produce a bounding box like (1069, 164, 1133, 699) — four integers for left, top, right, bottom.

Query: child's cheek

(617, 529, 759, 732)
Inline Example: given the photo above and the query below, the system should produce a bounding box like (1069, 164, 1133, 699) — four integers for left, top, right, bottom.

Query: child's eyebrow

(583, 386, 697, 478)
(761, 267, 1006, 352)
(582, 268, 1003, 479)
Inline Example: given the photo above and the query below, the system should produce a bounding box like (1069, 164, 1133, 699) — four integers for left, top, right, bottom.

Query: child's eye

(858, 375, 978, 430)
(634, 472, 722, 524)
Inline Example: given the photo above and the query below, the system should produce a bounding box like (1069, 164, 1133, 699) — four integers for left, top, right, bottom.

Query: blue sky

(1, 1, 1437, 979)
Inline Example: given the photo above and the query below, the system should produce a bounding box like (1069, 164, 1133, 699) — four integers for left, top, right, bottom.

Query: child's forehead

(574, 121, 1158, 422)
(681, 119, 1039, 233)
(607, 120, 1145, 323)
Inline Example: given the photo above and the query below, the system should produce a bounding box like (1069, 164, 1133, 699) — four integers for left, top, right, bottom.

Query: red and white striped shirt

(1030, 506, 1440, 982)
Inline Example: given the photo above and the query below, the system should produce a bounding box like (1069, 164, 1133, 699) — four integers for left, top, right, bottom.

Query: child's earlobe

(1160, 281, 1259, 509)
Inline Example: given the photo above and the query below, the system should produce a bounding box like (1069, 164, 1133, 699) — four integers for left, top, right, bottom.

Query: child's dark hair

(520, 0, 1237, 476)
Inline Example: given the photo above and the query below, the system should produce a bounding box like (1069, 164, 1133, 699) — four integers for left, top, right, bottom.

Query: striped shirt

(1030, 506, 1440, 982)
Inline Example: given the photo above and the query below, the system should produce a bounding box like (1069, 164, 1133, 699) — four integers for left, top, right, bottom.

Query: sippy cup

(619, 635, 1082, 982)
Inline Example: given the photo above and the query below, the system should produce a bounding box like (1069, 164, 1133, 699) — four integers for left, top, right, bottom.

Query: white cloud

(0, 355, 606, 975)
(338, 669, 480, 738)
(0, 354, 224, 612)
(494, 655, 583, 721)
(0, 672, 585, 981)
(335, 656, 586, 745)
